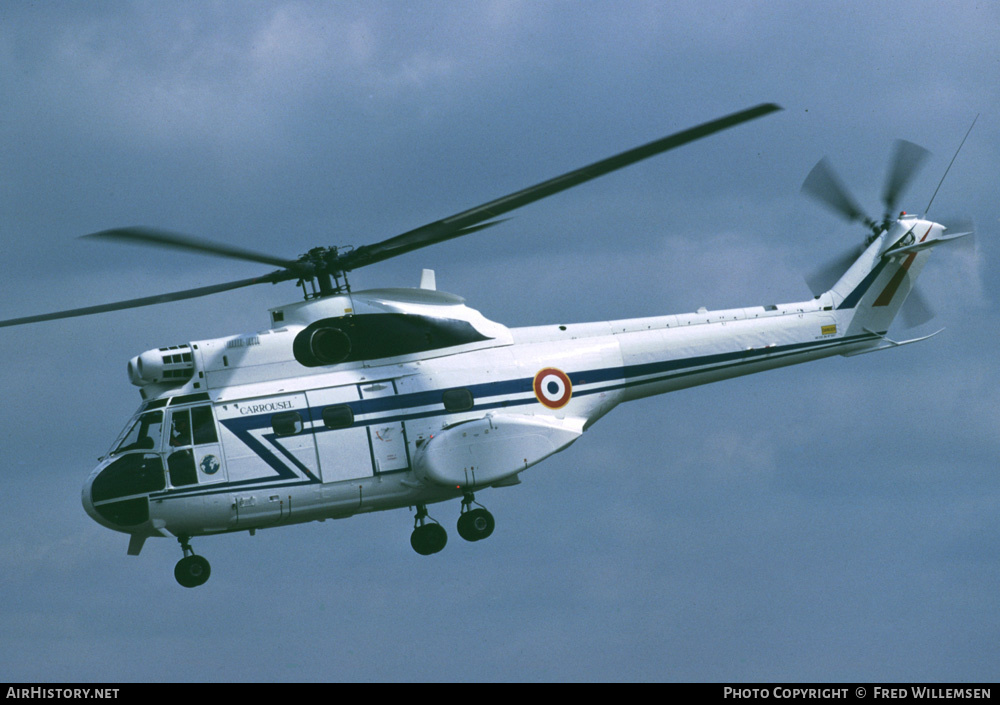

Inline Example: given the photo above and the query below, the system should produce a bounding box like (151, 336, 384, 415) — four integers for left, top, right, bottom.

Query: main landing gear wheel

(174, 536, 211, 588)
(410, 505, 447, 556)
(457, 493, 495, 542)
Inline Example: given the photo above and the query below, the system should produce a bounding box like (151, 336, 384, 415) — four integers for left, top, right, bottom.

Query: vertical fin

(833, 221, 938, 334)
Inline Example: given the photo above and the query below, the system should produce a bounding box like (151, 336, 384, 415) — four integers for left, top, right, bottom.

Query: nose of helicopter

(82, 456, 157, 532)
(81, 476, 94, 516)
(81, 463, 117, 531)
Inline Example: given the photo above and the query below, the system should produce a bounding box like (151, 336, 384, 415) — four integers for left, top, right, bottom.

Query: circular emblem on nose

(533, 367, 572, 409)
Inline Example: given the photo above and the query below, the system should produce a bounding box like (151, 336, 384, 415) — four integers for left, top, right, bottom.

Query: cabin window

(322, 405, 354, 430)
(442, 388, 474, 412)
(272, 411, 303, 437)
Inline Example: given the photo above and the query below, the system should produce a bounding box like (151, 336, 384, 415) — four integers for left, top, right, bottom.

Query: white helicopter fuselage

(82, 217, 949, 555)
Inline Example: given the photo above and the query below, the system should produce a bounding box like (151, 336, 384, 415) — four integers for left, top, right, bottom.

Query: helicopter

(1, 103, 973, 588)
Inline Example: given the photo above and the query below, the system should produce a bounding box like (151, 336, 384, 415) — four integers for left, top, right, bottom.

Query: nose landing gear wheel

(174, 535, 211, 588)
(175, 554, 211, 588)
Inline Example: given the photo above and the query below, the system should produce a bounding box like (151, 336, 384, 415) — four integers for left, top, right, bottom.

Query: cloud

(1, 2, 565, 153)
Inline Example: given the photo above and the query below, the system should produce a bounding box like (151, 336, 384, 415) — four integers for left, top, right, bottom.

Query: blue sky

(1, 1, 998, 682)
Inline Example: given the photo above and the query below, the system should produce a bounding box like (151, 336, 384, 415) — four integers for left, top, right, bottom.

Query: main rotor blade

(84, 227, 303, 271)
(882, 139, 929, 216)
(339, 103, 782, 271)
(801, 158, 871, 225)
(0, 271, 289, 328)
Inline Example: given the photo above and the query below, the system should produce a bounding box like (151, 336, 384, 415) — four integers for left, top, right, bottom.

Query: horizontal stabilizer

(842, 328, 943, 357)
(883, 231, 972, 258)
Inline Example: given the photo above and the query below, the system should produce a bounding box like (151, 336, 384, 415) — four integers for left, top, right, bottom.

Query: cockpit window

(169, 410, 192, 447)
(169, 405, 218, 447)
(191, 406, 218, 445)
(92, 453, 165, 502)
(112, 411, 164, 455)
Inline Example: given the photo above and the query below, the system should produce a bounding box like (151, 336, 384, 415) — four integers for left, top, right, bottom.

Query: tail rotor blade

(804, 245, 864, 296)
(882, 139, 929, 216)
(801, 158, 872, 225)
(900, 287, 935, 329)
(942, 216, 977, 250)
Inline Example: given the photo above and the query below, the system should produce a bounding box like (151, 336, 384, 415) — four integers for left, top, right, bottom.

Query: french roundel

(533, 367, 572, 409)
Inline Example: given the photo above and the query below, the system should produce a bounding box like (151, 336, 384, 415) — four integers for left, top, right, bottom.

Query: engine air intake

(128, 344, 195, 387)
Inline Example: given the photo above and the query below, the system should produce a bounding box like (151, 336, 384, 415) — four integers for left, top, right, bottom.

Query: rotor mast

(297, 246, 352, 299)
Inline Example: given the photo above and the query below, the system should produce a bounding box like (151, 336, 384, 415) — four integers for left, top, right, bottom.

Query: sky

(1, 0, 998, 683)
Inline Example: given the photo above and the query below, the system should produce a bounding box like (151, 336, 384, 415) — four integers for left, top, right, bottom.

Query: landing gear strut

(410, 505, 448, 556)
(174, 535, 211, 588)
(457, 492, 495, 542)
